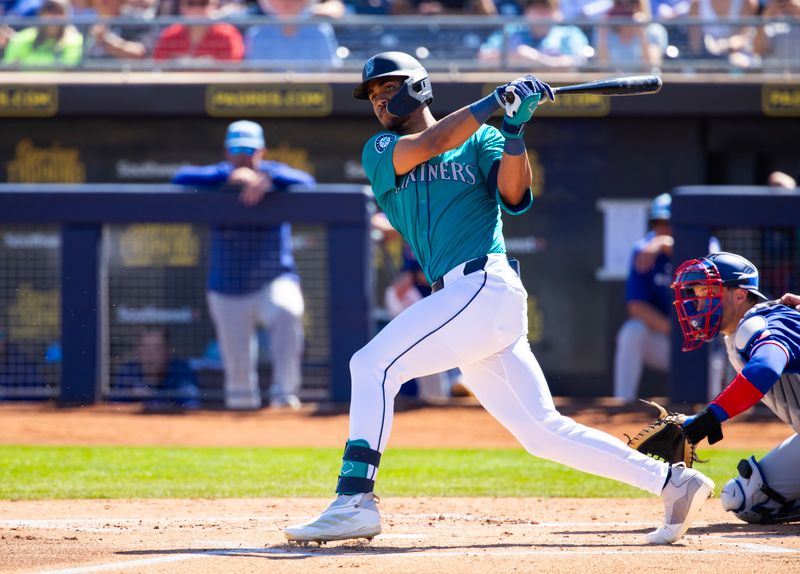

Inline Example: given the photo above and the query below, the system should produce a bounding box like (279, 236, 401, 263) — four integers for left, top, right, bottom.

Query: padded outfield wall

(1, 75, 799, 399)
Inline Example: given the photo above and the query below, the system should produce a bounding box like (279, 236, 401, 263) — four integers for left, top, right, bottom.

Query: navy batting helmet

(352, 51, 433, 117)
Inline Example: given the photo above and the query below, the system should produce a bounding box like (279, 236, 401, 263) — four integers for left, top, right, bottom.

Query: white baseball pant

(349, 253, 668, 494)
(207, 274, 304, 409)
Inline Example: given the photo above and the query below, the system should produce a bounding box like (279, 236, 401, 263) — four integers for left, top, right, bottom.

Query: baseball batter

(672, 252, 800, 523)
(284, 51, 714, 545)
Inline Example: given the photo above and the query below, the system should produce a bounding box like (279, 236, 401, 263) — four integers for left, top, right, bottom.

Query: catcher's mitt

(625, 400, 700, 467)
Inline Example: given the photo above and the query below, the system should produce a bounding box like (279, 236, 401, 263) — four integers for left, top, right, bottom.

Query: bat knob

(504, 92, 515, 105)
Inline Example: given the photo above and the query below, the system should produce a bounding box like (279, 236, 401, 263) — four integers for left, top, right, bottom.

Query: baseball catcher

(668, 252, 800, 524)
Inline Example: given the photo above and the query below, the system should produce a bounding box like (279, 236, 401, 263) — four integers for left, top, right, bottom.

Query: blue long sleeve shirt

(172, 160, 316, 295)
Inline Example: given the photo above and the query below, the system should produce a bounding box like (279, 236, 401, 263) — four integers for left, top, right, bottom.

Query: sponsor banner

(0, 86, 58, 117)
(115, 305, 198, 324)
(6, 139, 85, 183)
(116, 160, 189, 180)
(206, 84, 333, 117)
(2, 232, 60, 249)
(117, 224, 200, 268)
(534, 93, 610, 117)
(762, 85, 800, 117)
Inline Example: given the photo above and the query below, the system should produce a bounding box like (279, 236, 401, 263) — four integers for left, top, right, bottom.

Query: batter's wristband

(503, 137, 526, 156)
(469, 92, 502, 124)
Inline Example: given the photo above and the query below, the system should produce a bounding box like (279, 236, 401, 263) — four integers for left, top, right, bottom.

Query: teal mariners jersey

(362, 125, 533, 284)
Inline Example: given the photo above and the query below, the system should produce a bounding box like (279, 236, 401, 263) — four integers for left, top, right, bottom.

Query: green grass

(0, 446, 766, 500)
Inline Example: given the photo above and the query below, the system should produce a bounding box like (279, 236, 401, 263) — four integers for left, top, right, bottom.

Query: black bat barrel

(553, 76, 663, 96)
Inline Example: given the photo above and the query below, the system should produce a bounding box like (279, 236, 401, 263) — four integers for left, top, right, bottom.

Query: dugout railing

(0, 183, 374, 406)
(670, 186, 800, 405)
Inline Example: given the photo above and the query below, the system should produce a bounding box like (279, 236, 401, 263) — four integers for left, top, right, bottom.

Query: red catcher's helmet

(671, 252, 768, 352)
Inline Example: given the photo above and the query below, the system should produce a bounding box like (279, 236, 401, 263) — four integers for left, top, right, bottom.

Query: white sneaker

(284, 493, 382, 543)
(646, 463, 715, 544)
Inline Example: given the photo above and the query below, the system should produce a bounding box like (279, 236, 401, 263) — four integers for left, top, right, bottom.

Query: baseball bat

(504, 75, 662, 105)
(552, 75, 662, 97)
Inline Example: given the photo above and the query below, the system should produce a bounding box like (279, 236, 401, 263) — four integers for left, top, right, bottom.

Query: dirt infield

(1, 400, 798, 574)
(3, 498, 800, 574)
(0, 399, 792, 449)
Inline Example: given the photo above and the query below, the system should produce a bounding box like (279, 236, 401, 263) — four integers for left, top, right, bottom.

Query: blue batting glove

(499, 75, 554, 140)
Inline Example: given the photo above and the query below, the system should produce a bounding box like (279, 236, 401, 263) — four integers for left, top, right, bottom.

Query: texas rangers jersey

(361, 125, 533, 284)
(724, 302, 800, 432)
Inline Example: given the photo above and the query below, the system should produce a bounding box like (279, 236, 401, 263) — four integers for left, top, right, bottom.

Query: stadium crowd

(0, 0, 797, 71)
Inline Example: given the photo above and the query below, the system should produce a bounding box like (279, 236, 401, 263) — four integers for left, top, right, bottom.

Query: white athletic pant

(207, 275, 304, 409)
(349, 254, 668, 495)
(761, 433, 800, 501)
(613, 318, 670, 403)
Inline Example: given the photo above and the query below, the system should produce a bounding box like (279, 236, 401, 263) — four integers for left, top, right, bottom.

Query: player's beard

(384, 113, 412, 134)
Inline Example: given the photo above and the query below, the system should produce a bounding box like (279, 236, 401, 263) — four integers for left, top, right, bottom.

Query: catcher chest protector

(721, 456, 800, 524)
(352, 51, 434, 117)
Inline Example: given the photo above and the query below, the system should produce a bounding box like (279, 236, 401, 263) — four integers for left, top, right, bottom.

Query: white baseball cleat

(646, 463, 715, 544)
(284, 493, 382, 543)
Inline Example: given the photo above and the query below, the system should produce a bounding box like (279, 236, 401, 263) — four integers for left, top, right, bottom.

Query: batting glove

(499, 75, 555, 140)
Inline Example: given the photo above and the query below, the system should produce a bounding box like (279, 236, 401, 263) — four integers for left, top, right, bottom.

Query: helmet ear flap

(386, 73, 434, 117)
(412, 77, 433, 105)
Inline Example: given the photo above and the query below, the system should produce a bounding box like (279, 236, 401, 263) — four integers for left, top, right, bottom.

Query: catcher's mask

(671, 252, 768, 351)
(352, 51, 433, 117)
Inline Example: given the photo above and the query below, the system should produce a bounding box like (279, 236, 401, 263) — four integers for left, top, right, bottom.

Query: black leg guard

(336, 440, 382, 495)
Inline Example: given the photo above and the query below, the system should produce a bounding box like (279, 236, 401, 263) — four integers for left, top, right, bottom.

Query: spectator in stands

(687, 0, 758, 66)
(594, 0, 668, 69)
(478, 0, 589, 69)
(244, 0, 342, 68)
(153, 0, 244, 61)
(754, 0, 800, 66)
(344, 0, 392, 13)
(6, 0, 93, 16)
(392, 0, 496, 15)
(246, 0, 346, 16)
(86, 0, 157, 60)
(113, 327, 201, 412)
(649, 0, 689, 18)
(172, 121, 315, 411)
(0, 323, 43, 391)
(2, 0, 83, 67)
(0, 24, 14, 54)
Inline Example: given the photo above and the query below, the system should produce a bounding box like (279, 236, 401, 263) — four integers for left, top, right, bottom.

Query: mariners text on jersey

(361, 125, 533, 284)
(397, 162, 478, 189)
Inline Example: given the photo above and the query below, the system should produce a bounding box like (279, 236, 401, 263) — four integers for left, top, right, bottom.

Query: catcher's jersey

(361, 125, 533, 284)
(724, 302, 800, 432)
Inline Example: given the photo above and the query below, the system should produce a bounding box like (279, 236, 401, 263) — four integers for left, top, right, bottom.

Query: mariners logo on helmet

(375, 134, 396, 153)
(364, 57, 375, 78)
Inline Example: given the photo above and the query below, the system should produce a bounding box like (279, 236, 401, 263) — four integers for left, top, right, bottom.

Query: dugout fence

(670, 187, 800, 404)
(0, 184, 373, 406)
(2, 185, 797, 407)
